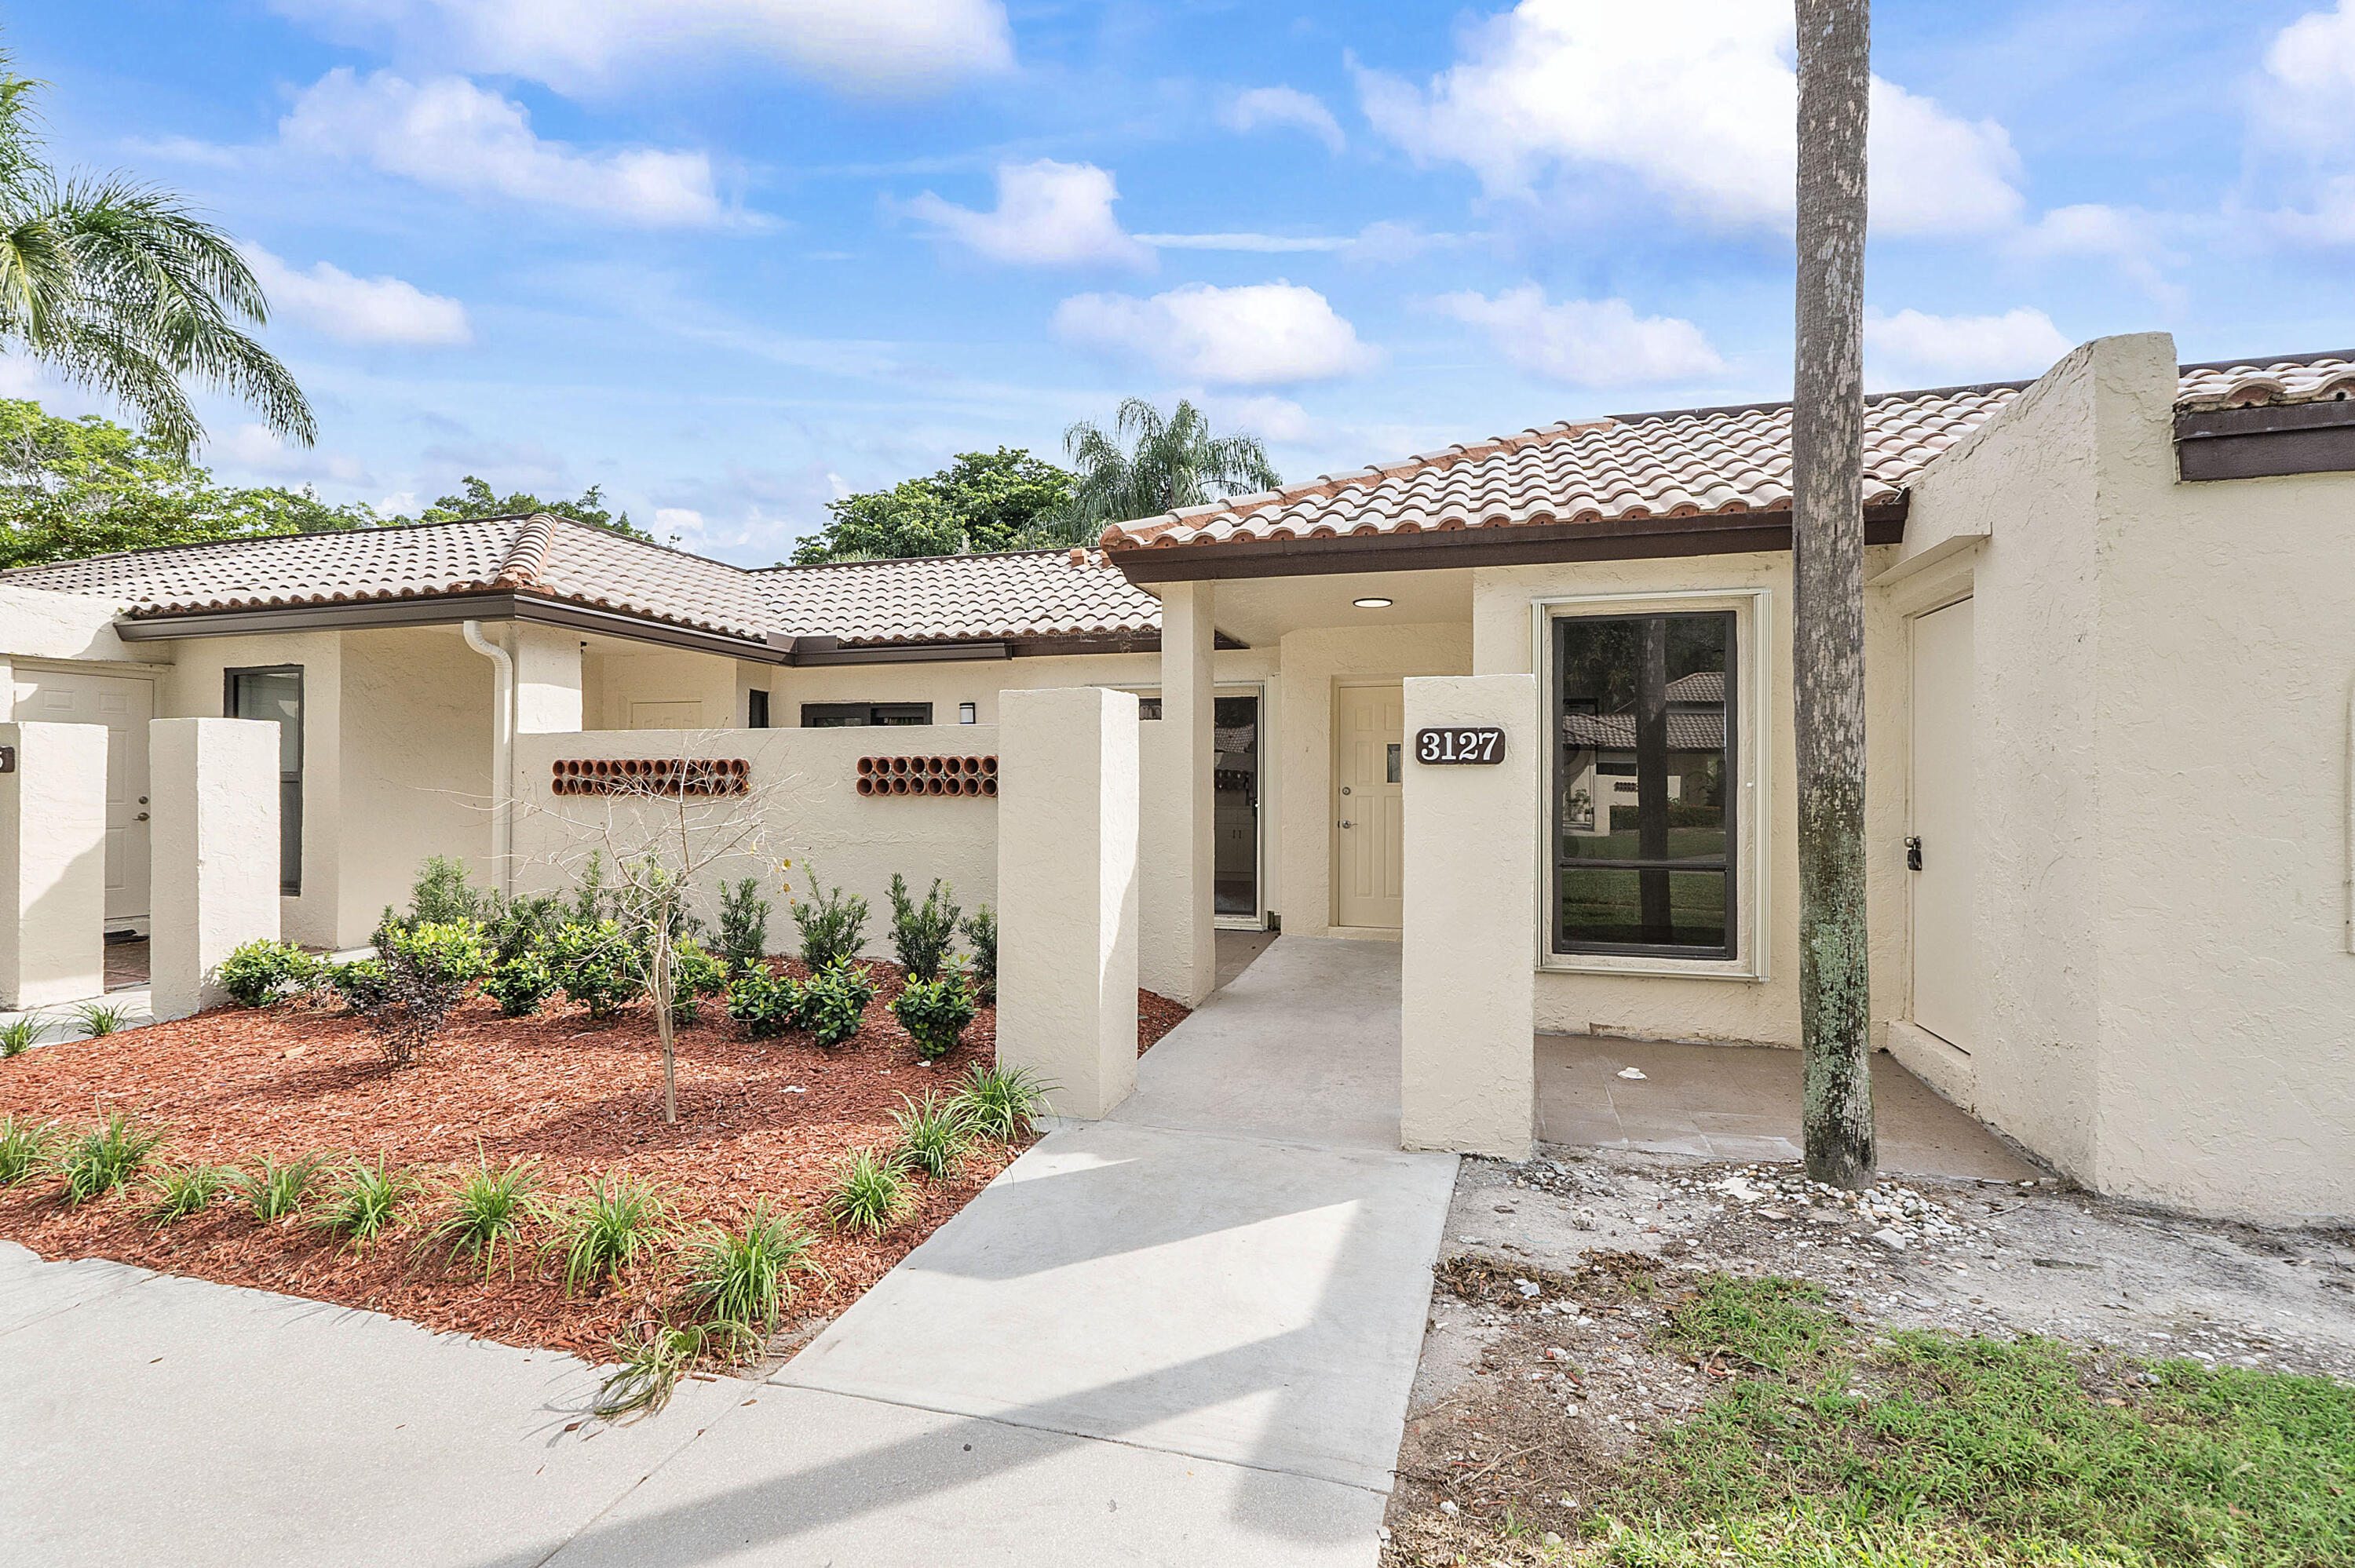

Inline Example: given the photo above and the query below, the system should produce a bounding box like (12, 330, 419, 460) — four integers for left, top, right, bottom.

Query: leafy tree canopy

(1038, 398, 1279, 548)
(409, 475, 648, 541)
(790, 447, 1074, 566)
(0, 398, 368, 570)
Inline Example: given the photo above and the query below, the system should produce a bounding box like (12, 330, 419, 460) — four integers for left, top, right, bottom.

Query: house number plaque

(1414, 726, 1505, 764)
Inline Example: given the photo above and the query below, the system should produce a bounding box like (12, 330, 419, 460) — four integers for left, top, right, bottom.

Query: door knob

(1904, 835, 1922, 870)
(136, 811, 150, 822)
(1340, 819, 1353, 829)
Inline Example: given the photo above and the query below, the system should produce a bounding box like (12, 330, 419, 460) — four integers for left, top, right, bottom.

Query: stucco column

(996, 686, 1141, 1120)
(150, 718, 280, 1020)
(1400, 674, 1537, 1159)
(1158, 579, 1217, 1005)
(0, 722, 108, 1009)
(511, 623, 585, 734)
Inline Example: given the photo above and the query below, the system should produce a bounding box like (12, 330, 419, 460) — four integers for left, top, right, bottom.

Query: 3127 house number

(1414, 726, 1506, 764)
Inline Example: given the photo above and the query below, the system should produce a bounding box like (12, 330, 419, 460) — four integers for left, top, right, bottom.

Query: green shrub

(823, 1148, 908, 1234)
(550, 920, 642, 1021)
(886, 873, 961, 983)
(371, 919, 494, 1065)
(593, 1320, 755, 1422)
(484, 892, 566, 965)
(890, 974, 975, 1063)
(316, 1157, 413, 1245)
(215, 938, 322, 1008)
(789, 869, 867, 972)
(889, 1092, 970, 1180)
(958, 905, 997, 1001)
(0, 1016, 44, 1057)
(56, 1111, 163, 1203)
(951, 1061, 1052, 1142)
(70, 1000, 133, 1037)
(727, 965, 804, 1038)
(425, 1157, 538, 1275)
(717, 877, 771, 975)
(483, 950, 557, 1018)
(681, 1202, 820, 1332)
(568, 850, 615, 925)
(0, 1115, 62, 1185)
(666, 939, 728, 1023)
(144, 1161, 231, 1225)
(405, 854, 491, 926)
(236, 1153, 327, 1222)
(797, 957, 874, 1048)
(544, 1175, 671, 1295)
(327, 957, 390, 1012)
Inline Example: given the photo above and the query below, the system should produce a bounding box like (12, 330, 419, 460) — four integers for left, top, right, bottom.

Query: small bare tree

(515, 742, 795, 1125)
(1793, 0, 1876, 1187)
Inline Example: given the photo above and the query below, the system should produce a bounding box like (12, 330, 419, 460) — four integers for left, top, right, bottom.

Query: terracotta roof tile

(2174, 352, 2355, 411)
(754, 549, 1157, 646)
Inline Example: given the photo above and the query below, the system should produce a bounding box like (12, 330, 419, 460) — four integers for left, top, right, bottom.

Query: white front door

(13, 669, 155, 928)
(1333, 682, 1404, 928)
(1908, 598, 1975, 1049)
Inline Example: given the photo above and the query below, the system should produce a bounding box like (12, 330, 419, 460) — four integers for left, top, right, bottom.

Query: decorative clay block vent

(855, 754, 998, 797)
(550, 757, 750, 797)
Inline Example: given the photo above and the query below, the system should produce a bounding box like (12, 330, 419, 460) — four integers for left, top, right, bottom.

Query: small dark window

(800, 702, 933, 727)
(1137, 698, 1163, 720)
(225, 665, 303, 896)
(748, 689, 770, 729)
(1554, 613, 1735, 960)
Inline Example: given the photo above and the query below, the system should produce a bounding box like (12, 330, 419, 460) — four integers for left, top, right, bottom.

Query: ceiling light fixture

(1353, 596, 1393, 609)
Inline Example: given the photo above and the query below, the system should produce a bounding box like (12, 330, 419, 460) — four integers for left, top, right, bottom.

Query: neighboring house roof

(754, 549, 1157, 647)
(1098, 352, 2355, 556)
(1663, 671, 1725, 705)
(1563, 710, 1727, 752)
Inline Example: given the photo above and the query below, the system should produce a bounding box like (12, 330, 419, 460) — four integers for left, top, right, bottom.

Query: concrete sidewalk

(4, 936, 1455, 1566)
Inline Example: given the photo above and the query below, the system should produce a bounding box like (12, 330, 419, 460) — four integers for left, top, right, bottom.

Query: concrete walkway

(2, 936, 1455, 1566)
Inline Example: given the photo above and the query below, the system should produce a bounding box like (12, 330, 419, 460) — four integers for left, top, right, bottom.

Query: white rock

(1438, 1500, 1460, 1516)
(1617, 1067, 1648, 1080)
(1871, 1228, 1908, 1252)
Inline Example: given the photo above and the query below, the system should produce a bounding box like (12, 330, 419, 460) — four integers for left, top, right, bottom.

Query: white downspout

(462, 621, 515, 897)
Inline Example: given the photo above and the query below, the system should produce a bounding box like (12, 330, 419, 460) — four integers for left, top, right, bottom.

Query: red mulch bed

(0, 965, 1189, 1362)
(1138, 989, 1192, 1054)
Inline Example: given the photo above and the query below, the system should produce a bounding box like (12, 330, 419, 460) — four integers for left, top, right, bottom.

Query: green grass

(144, 1161, 232, 1225)
(822, 1148, 908, 1235)
(888, 1092, 969, 1180)
(0, 1114, 62, 1185)
(236, 1153, 327, 1222)
(681, 1202, 820, 1333)
(69, 1000, 135, 1037)
(545, 1175, 670, 1295)
(0, 1016, 45, 1057)
(424, 1156, 538, 1274)
(54, 1112, 164, 1203)
(316, 1157, 414, 1245)
(1594, 1274, 2355, 1568)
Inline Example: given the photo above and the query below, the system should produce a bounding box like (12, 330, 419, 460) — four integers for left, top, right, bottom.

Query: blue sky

(14, 1, 2355, 562)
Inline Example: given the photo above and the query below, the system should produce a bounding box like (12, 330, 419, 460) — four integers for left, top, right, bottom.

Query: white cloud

(1221, 86, 1345, 154)
(1864, 308, 2072, 387)
(218, 424, 371, 483)
(1052, 281, 1380, 386)
(1134, 221, 1470, 262)
(1357, 0, 2021, 237)
(376, 490, 419, 517)
(905, 159, 1152, 268)
(1196, 394, 1315, 444)
(239, 244, 473, 345)
(654, 506, 707, 543)
(1433, 286, 1723, 387)
(281, 69, 730, 226)
(2010, 204, 2187, 309)
(2251, 2, 2355, 244)
(268, 0, 1013, 97)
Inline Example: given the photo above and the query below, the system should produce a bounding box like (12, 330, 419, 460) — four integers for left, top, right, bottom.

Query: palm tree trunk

(1793, 0, 1875, 1189)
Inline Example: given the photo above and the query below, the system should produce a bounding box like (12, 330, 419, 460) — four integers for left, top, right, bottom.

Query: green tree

(1039, 398, 1279, 546)
(409, 476, 650, 541)
(790, 447, 1072, 566)
(0, 53, 312, 459)
(0, 398, 370, 570)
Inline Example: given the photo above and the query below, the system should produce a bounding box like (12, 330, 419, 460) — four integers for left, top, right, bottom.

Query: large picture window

(225, 665, 304, 896)
(1554, 613, 1735, 959)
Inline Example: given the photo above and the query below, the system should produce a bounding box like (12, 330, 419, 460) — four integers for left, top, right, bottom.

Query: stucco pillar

(0, 722, 108, 1009)
(150, 718, 280, 1020)
(511, 623, 585, 734)
(996, 687, 1140, 1121)
(1158, 580, 1217, 1005)
(1400, 674, 1537, 1159)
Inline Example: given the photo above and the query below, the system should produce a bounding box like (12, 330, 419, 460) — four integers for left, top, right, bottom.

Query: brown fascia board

(1107, 502, 1911, 584)
(2174, 400, 2355, 481)
(115, 591, 790, 664)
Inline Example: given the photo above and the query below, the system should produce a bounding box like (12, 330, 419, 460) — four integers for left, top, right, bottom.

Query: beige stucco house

(3, 330, 2350, 1227)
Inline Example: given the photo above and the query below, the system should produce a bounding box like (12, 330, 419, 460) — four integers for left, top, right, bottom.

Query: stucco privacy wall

(1276, 623, 1473, 935)
(1467, 556, 1908, 1045)
(149, 718, 279, 1019)
(0, 722, 106, 1008)
(511, 726, 1001, 960)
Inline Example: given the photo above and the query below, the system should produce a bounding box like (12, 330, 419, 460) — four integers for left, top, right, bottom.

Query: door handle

(1339, 819, 1353, 830)
(136, 811, 150, 822)
(1904, 835, 1922, 870)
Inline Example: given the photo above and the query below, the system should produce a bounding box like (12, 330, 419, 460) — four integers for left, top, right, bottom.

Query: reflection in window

(226, 665, 304, 895)
(1214, 695, 1259, 917)
(1554, 614, 1734, 958)
(799, 702, 933, 727)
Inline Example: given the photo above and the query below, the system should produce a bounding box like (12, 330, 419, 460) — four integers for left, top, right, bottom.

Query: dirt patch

(1382, 1149, 2355, 1564)
(0, 965, 1190, 1362)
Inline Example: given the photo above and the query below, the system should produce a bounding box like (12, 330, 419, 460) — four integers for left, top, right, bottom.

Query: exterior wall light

(1353, 596, 1393, 608)
(958, 702, 977, 724)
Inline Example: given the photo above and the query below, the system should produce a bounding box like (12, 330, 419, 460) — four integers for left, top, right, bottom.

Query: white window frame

(1529, 587, 1773, 982)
